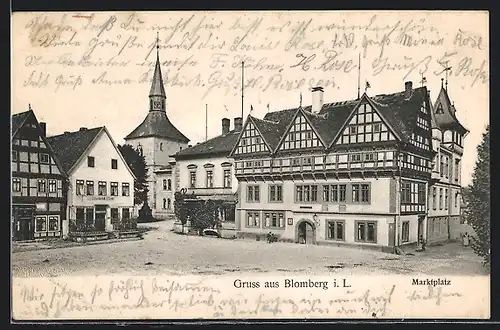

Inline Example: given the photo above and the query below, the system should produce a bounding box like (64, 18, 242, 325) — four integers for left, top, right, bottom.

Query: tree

(464, 125, 490, 268)
(118, 144, 149, 205)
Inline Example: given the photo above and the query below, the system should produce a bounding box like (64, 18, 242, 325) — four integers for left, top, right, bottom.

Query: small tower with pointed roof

(124, 34, 190, 218)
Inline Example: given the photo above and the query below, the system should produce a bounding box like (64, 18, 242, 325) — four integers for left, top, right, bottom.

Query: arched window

(167, 198, 171, 210)
(163, 198, 167, 209)
(167, 179, 172, 191)
(159, 142, 163, 151)
(163, 179, 167, 190)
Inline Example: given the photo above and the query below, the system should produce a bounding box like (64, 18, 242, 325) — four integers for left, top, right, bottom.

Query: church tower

(125, 34, 190, 218)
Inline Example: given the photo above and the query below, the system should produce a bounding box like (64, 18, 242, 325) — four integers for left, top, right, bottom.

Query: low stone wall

(69, 232, 109, 243)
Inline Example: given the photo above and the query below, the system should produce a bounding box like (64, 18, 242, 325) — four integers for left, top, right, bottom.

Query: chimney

(222, 118, 230, 135)
(311, 86, 324, 113)
(39, 122, 46, 137)
(234, 117, 243, 132)
(79, 127, 88, 131)
(404, 81, 413, 99)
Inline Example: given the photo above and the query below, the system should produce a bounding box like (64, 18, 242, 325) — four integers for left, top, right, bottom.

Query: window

(352, 184, 360, 202)
(326, 220, 345, 241)
(223, 169, 231, 188)
(361, 184, 370, 202)
(402, 221, 410, 243)
(35, 216, 47, 232)
(163, 198, 167, 209)
(296, 184, 318, 202)
(432, 187, 437, 210)
(167, 179, 172, 191)
(12, 178, 21, 192)
(339, 184, 346, 202)
(264, 212, 285, 228)
(418, 184, 426, 204)
(159, 142, 163, 151)
(48, 180, 57, 193)
(86, 181, 94, 195)
(269, 184, 283, 202)
(122, 208, 130, 220)
(76, 208, 85, 222)
(85, 207, 94, 224)
(48, 216, 59, 231)
(444, 157, 449, 178)
(38, 179, 46, 193)
(350, 154, 362, 162)
(349, 126, 358, 134)
(356, 221, 377, 243)
(247, 185, 260, 202)
(110, 182, 118, 196)
(163, 179, 167, 190)
(445, 189, 449, 210)
(206, 170, 214, 188)
(98, 181, 107, 196)
(365, 153, 375, 161)
(440, 155, 444, 177)
(111, 159, 118, 169)
(455, 192, 459, 208)
(87, 156, 95, 167)
(12, 150, 18, 161)
(246, 211, 260, 227)
(373, 123, 382, 132)
(439, 188, 443, 210)
(190, 172, 196, 188)
(40, 153, 49, 164)
(111, 208, 119, 223)
(167, 198, 171, 210)
(454, 159, 460, 182)
(122, 183, 130, 196)
(323, 185, 330, 202)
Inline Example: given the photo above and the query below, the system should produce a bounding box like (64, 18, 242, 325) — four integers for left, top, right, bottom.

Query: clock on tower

(153, 100, 162, 110)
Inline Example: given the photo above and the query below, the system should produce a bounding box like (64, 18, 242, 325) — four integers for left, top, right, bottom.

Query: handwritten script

(12, 275, 487, 319)
(16, 11, 488, 98)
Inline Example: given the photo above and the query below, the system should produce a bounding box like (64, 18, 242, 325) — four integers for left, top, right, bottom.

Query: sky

(12, 11, 489, 186)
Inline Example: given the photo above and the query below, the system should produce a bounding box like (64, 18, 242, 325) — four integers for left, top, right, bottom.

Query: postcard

(11, 10, 490, 320)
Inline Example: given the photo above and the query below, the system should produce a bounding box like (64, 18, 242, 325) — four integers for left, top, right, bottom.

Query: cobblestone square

(12, 221, 487, 278)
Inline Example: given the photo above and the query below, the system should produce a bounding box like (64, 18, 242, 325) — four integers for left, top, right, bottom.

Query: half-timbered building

(230, 82, 451, 251)
(11, 108, 67, 241)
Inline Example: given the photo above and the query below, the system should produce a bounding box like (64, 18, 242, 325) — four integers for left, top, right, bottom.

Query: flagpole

(205, 104, 208, 141)
(241, 61, 244, 120)
(357, 53, 361, 99)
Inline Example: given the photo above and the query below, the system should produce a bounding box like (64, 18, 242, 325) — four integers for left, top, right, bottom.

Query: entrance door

(298, 221, 315, 244)
(388, 223, 395, 247)
(95, 205, 107, 231)
(13, 206, 34, 241)
(417, 216, 425, 245)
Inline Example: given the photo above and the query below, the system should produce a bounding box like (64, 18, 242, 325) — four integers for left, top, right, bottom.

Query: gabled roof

(47, 127, 136, 179)
(11, 109, 68, 178)
(433, 87, 468, 134)
(47, 127, 103, 174)
(249, 116, 283, 151)
(124, 110, 190, 142)
(175, 129, 240, 160)
(11, 110, 31, 137)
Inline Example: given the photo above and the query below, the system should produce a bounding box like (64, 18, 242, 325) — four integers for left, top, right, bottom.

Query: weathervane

(444, 61, 452, 90)
(420, 72, 427, 87)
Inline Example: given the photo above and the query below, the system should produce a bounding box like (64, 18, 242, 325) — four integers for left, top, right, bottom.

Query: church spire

(149, 32, 166, 111)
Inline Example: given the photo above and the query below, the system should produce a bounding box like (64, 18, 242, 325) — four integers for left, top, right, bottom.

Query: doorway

(12, 206, 34, 241)
(388, 223, 395, 247)
(296, 220, 316, 244)
(95, 205, 107, 231)
(417, 216, 425, 245)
